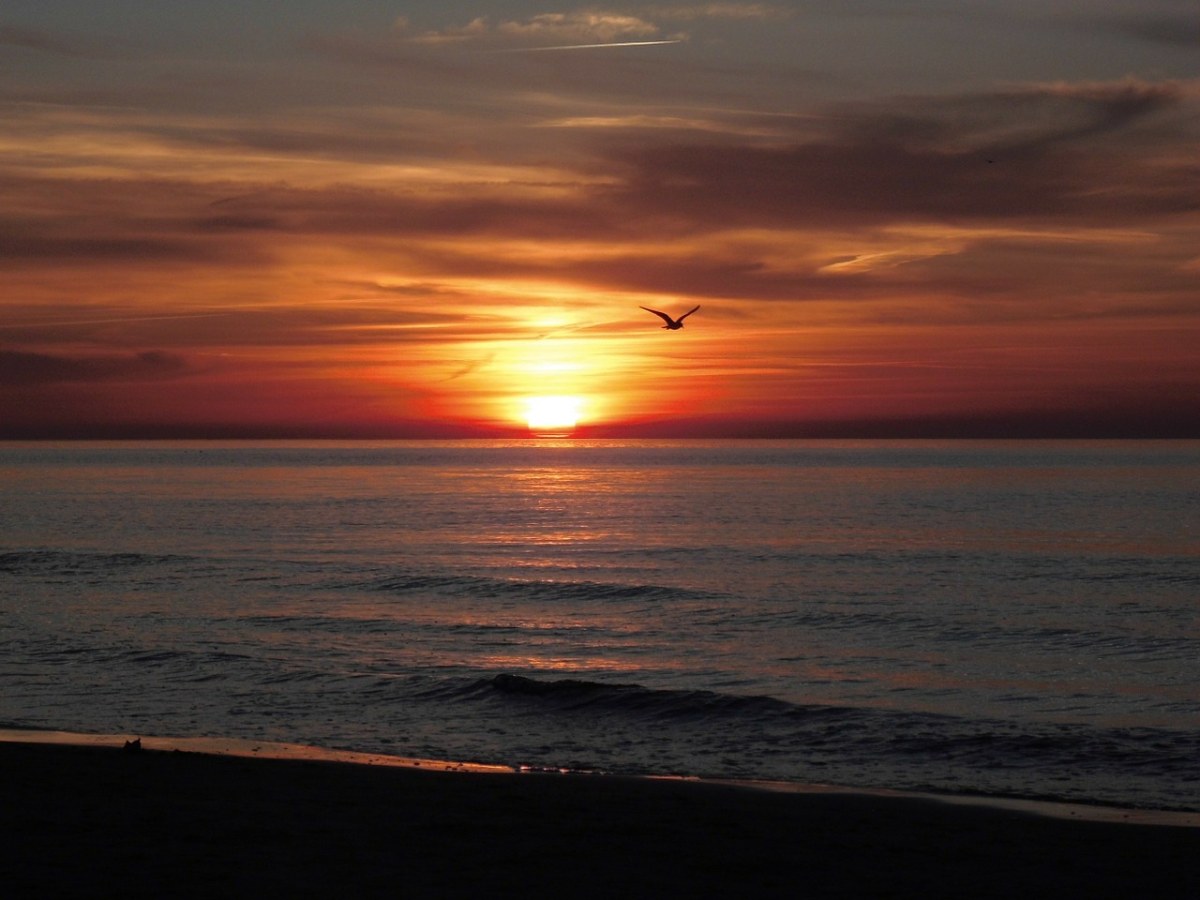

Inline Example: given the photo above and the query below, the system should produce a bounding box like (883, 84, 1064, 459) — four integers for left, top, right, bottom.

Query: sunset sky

(2, 1, 1198, 437)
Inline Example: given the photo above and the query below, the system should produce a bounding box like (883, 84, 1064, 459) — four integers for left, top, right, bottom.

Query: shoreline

(4, 727, 1197, 829)
(3, 728, 1196, 828)
(2, 734, 1198, 898)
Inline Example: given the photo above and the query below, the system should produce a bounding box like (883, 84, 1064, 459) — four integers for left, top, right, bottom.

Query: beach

(2, 738, 1197, 899)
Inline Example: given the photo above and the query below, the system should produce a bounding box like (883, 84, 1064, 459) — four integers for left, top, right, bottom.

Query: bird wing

(640, 306, 675, 325)
(677, 305, 700, 322)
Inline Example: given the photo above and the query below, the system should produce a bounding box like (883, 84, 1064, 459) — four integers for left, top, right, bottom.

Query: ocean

(2, 440, 1197, 811)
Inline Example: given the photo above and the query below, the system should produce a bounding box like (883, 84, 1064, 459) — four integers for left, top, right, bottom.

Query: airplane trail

(493, 39, 682, 53)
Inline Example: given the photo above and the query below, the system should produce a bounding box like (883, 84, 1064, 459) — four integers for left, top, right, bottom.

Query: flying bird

(640, 305, 700, 330)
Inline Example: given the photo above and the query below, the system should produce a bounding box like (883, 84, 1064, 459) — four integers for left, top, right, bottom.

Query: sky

(2, 1, 1198, 438)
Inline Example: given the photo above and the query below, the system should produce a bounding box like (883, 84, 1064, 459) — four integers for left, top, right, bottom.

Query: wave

(416, 673, 1200, 809)
(353, 571, 714, 605)
(481, 673, 835, 720)
(0, 549, 190, 576)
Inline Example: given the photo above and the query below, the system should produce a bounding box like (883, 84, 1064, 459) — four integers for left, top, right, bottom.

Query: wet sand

(2, 739, 1197, 899)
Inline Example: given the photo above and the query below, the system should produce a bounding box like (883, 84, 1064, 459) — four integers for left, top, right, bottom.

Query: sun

(524, 395, 583, 435)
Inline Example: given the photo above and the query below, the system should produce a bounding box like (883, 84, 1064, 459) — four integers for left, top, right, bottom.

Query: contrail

(493, 39, 682, 53)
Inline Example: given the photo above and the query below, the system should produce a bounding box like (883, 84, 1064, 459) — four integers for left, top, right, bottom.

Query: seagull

(640, 305, 700, 330)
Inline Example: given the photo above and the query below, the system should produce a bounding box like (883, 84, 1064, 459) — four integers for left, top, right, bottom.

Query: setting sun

(524, 395, 583, 435)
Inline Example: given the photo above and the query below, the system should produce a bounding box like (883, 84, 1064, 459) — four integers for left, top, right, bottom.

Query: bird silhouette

(640, 305, 699, 330)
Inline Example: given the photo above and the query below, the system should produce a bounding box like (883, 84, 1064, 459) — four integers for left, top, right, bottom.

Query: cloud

(648, 3, 791, 21)
(0, 232, 251, 264)
(496, 13, 661, 43)
(0, 292, 513, 352)
(1100, 11, 1200, 48)
(832, 77, 1189, 155)
(991, 78, 1189, 148)
(605, 77, 1198, 230)
(396, 12, 667, 48)
(0, 349, 189, 386)
(385, 6, 788, 53)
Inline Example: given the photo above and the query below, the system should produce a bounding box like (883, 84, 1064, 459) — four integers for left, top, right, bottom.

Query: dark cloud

(608, 141, 1061, 228)
(180, 122, 455, 168)
(0, 232, 244, 264)
(983, 79, 1187, 150)
(836, 79, 1187, 153)
(197, 186, 608, 241)
(0, 349, 189, 386)
(605, 79, 1198, 228)
(0, 174, 276, 262)
(1106, 14, 1200, 48)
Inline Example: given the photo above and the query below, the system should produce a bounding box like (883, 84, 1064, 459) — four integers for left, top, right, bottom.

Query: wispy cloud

(1109, 13, 1200, 48)
(0, 349, 188, 386)
(648, 3, 791, 21)
(388, 5, 787, 52)
(395, 12, 674, 49)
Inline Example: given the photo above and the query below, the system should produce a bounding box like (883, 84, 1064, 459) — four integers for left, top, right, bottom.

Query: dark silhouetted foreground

(1, 741, 1196, 899)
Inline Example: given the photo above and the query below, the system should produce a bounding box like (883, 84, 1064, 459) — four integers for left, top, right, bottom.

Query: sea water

(1, 440, 1197, 811)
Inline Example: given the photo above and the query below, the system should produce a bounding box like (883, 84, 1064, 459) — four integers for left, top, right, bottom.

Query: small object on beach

(640, 305, 699, 330)
(123, 738, 142, 753)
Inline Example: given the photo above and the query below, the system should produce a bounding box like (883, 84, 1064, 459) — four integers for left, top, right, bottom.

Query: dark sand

(2, 740, 1197, 899)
